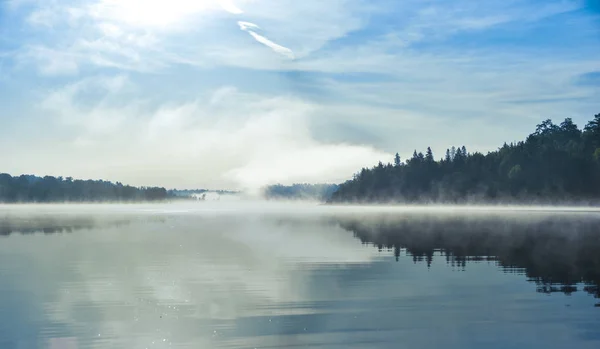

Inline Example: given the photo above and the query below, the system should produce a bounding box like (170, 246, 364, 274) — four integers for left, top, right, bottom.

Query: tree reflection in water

(337, 211, 600, 303)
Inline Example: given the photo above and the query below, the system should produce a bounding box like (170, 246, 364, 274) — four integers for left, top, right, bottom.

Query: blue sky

(0, 0, 599, 189)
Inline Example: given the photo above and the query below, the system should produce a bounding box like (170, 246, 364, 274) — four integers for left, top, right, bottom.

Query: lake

(1, 203, 599, 349)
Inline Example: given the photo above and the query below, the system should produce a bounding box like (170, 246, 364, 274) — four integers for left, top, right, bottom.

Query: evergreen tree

(329, 113, 600, 204)
(584, 113, 600, 150)
(425, 147, 434, 163)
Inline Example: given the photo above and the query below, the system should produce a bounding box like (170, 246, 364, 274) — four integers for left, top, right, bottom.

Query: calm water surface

(1, 203, 599, 349)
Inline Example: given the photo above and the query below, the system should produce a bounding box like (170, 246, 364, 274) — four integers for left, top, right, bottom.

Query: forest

(0, 174, 169, 203)
(263, 183, 339, 201)
(330, 113, 600, 204)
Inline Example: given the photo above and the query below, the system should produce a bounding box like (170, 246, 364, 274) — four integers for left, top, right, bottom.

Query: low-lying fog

(1, 202, 599, 349)
(3, 201, 600, 216)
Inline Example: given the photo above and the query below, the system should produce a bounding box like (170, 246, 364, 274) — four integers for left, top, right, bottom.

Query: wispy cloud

(89, 0, 225, 28)
(218, 0, 243, 14)
(238, 21, 294, 59)
(17, 46, 80, 76)
(2, 0, 599, 188)
(237, 21, 258, 31)
(23, 78, 388, 189)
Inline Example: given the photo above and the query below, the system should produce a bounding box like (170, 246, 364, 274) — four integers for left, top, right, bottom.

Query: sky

(0, 0, 599, 190)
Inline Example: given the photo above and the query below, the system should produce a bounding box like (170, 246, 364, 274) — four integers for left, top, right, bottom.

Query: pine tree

(426, 147, 434, 163)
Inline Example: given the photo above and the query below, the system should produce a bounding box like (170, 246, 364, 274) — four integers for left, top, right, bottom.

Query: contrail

(238, 21, 259, 31)
(237, 21, 295, 59)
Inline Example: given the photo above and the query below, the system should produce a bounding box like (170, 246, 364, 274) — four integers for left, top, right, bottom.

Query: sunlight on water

(1, 203, 599, 348)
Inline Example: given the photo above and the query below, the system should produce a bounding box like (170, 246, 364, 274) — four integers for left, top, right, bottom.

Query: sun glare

(95, 0, 242, 27)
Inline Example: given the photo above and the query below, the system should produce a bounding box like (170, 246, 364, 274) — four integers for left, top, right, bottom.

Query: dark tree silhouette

(0, 174, 169, 203)
(330, 113, 600, 204)
(425, 147, 434, 163)
(264, 183, 339, 201)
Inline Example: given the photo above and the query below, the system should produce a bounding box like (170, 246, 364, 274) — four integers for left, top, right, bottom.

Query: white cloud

(97, 22, 123, 38)
(41, 75, 134, 135)
(237, 21, 259, 31)
(16, 27, 163, 75)
(238, 21, 294, 59)
(10, 0, 588, 75)
(4, 0, 599, 189)
(17, 46, 80, 76)
(218, 0, 243, 14)
(89, 0, 225, 28)
(12, 0, 366, 74)
(26, 8, 57, 27)
(24, 2, 85, 28)
(209, 86, 238, 105)
(27, 78, 389, 189)
(246, 31, 294, 59)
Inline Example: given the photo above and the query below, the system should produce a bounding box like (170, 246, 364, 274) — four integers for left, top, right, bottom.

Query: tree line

(330, 113, 600, 204)
(0, 174, 169, 203)
(264, 183, 340, 201)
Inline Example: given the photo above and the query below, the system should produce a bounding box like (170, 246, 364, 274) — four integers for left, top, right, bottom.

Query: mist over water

(1, 203, 599, 349)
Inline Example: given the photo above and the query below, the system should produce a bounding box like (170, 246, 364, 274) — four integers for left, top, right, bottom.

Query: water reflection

(0, 216, 132, 236)
(337, 211, 600, 301)
(0, 206, 599, 349)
